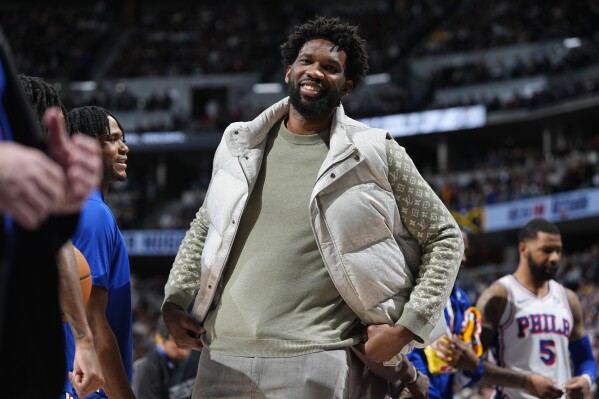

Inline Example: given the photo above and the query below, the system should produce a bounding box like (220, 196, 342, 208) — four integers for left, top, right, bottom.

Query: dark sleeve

(0, 26, 76, 399)
(132, 352, 166, 399)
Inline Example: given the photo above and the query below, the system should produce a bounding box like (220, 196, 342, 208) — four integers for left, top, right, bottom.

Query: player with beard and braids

(66, 106, 134, 399)
(19, 75, 104, 399)
(476, 218, 597, 399)
(162, 16, 463, 398)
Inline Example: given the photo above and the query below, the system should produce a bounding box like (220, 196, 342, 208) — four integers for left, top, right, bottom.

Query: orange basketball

(61, 246, 92, 323)
(73, 246, 92, 306)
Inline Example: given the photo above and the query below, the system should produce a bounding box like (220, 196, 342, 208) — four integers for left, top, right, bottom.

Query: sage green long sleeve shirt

(164, 135, 462, 346)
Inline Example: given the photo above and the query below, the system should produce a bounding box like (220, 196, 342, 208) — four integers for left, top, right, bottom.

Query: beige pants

(192, 348, 350, 399)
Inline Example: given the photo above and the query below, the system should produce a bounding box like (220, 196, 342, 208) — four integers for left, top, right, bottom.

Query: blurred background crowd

(3, 1, 599, 396)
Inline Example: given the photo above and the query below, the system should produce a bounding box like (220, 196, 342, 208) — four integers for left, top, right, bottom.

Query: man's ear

(285, 65, 291, 84)
(342, 80, 353, 96)
(519, 242, 527, 257)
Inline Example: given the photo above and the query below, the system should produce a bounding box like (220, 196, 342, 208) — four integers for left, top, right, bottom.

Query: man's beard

(528, 253, 556, 282)
(288, 79, 343, 119)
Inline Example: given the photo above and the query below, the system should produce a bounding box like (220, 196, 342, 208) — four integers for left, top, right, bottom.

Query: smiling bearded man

(162, 16, 463, 399)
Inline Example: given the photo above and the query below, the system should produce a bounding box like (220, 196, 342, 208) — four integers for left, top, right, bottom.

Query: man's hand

(162, 301, 205, 350)
(522, 374, 563, 399)
(405, 369, 429, 399)
(564, 376, 590, 399)
(69, 338, 104, 398)
(44, 107, 102, 213)
(0, 141, 65, 229)
(436, 334, 480, 372)
(356, 323, 415, 363)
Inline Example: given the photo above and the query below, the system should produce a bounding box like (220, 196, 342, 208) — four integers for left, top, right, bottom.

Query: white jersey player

(476, 218, 596, 399)
(492, 275, 572, 399)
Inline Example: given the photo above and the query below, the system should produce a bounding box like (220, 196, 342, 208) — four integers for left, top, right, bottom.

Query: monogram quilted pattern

(387, 140, 463, 330)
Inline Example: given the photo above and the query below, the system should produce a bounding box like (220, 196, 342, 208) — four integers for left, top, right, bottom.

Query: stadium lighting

(359, 105, 486, 137)
(252, 83, 283, 93)
(563, 37, 582, 49)
(115, 82, 126, 93)
(124, 131, 186, 145)
(69, 81, 97, 91)
(364, 73, 390, 85)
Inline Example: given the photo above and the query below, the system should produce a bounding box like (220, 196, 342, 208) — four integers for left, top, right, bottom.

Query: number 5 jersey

(492, 274, 573, 399)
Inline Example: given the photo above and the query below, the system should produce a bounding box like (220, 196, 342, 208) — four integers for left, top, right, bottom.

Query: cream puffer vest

(191, 98, 443, 348)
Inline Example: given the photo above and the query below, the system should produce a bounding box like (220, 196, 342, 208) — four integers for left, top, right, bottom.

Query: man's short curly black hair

(280, 16, 369, 88)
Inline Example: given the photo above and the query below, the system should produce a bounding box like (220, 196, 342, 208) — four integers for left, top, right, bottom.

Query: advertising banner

(483, 188, 599, 232)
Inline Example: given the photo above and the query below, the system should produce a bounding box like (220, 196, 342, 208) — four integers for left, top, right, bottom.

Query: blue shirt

(0, 58, 13, 141)
(65, 189, 133, 398)
(0, 58, 15, 262)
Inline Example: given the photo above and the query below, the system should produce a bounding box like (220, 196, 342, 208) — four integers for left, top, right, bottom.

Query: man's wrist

(462, 355, 484, 376)
(163, 300, 183, 309)
(393, 324, 416, 347)
(161, 298, 185, 312)
(581, 374, 596, 393)
(520, 374, 528, 388)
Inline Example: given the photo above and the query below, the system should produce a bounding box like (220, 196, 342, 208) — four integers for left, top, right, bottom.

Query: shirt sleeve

(163, 204, 209, 310)
(386, 138, 463, 341)
(72, 200, 115, 290)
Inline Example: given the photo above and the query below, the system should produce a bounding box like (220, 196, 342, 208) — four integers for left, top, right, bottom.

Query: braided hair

(19, 75, 68, 126)
(67, 105, 125, 141)
(280, 16, 369, 88)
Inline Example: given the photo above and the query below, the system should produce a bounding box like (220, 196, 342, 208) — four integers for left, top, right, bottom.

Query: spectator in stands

(132, 317, 200, 399)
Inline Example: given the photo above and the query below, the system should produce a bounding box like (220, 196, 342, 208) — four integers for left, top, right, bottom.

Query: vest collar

(225, 97, 355, 160)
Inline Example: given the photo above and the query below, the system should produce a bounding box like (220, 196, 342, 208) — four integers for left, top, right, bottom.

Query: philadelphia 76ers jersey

(492, 274, 573, 399)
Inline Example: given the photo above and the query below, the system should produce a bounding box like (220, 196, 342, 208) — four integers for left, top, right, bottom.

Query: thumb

(563, 378, 578, 388)
(43, 107, 69, 162)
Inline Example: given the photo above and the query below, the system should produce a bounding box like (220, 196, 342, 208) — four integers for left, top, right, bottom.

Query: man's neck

(513, 267, 549, 296)
(286, 107, 334, 135)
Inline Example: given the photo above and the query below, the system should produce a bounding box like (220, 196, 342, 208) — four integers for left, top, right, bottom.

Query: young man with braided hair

(66, 105, 134, 399)
(162, 16, 463, 398)
(19, 74, 68, 123)
(19, 75, 104, 399)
